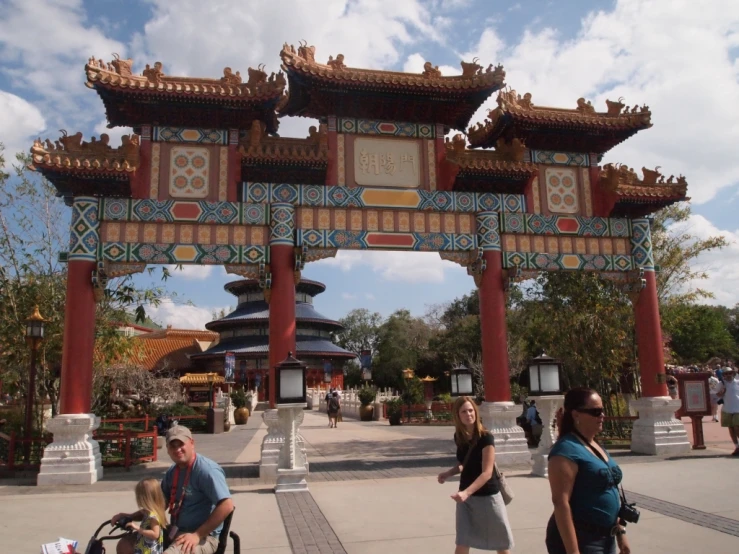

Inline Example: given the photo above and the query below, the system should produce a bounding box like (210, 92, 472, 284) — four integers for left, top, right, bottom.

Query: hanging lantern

(275, 352, 307, 405)
(450, 364, 473, 397)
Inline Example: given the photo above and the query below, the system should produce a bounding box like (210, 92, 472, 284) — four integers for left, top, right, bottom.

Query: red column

(268, 245, 296, 407)
(59, 259, 97, 414)
(479, 250, 511, 402)
(634, 271, 668, 397)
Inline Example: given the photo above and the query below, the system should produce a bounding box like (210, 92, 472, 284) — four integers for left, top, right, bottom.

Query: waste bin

(207, 408, 225, 434)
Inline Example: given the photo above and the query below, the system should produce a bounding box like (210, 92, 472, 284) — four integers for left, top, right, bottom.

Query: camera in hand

(619, 502, 640, 524)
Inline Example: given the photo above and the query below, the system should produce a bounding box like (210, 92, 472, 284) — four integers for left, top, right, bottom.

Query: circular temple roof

(224, 278, 326, 297)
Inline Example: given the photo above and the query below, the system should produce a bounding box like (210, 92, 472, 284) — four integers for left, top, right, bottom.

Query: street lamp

(528, 352, 563, 396)
(24, 305, 46, 464)
(276, 352, 307, 406)
(450, 364, 473, 397)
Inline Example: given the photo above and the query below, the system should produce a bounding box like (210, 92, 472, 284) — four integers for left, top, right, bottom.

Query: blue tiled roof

(191, 335, 355, 358)
(205, 301, 341, 330)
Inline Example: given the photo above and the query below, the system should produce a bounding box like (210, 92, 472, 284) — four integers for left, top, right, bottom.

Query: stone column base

(275, 467, 309, 493)
(38, 414, 103, 486)
(479, 401, 531, 466)
(630, 396, 690, 456)
(260, 409, 308, 482)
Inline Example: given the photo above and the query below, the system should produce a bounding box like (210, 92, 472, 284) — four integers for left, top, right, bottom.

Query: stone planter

(359, 404, 374, 421)
(234, 407, 250, 425)
(388, 413, 403, 426)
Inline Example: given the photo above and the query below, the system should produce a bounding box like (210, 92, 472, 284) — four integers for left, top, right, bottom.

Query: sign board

(224, 352, 235, 383)
(676, 372, 711, 417)
(360, 350, 372, 369)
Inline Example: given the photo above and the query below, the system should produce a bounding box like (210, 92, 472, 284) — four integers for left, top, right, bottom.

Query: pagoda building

(190, 278, 354, 400)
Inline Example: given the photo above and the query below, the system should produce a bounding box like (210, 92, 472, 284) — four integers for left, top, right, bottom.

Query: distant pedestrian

(526, 400, 543, 447)
(328, 391, 341, 428)
(437, 396, 513, 554)
(666, 375, 678, 400)
(717, 369, 739, 456)
(546, 388, 631, 554)
(708, 372, 721, 422)
(325, 388, 334, 427)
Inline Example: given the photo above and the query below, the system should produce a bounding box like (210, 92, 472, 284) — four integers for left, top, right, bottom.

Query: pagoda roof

(278, 42, 506, 130)
(468, 91, 652, 153)
(180, 372, 224, 385)
(205, 300, 340, 331)
(191, 335, 356, 359)
(599, 164, 689, 217)
(28, 132, 139, 197)
(224, 278, 326, 297)
(444, 135, 538, 193)
(137, 337, 206, 372)
(85, 56, 285, 133)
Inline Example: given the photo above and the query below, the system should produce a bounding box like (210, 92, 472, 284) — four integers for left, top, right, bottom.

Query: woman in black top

(438, 396, 514, 553)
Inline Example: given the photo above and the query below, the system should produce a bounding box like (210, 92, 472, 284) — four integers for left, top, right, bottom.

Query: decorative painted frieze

(337, 118, 435, 138)
(69, 197, 99, 261)
(296, 229, 476, 251)
(269, 203, 295, 246)
(501, 213, 631, 237)
(152, 127, 229, 144)
(630, 218, 655, 271)
(101, 198, 268, 225)
(503, 252, 633, 272)
(243, 183, 525, 213)
(101, 242, 267, 265)
(476, 211, 501, 251)
(530, 150, 590, 167)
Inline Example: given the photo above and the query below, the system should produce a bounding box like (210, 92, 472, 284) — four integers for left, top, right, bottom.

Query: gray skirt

(456, 492, 514, 551)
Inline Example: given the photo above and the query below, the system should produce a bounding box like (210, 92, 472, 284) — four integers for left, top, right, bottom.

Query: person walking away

(546, 388, 631, 554)
(124, 478, 167, 554)
(437, 396, 514, 554)
(717, 369, 739, 456)
(325, 388, 334, 427)
(527, 400, 543, 447)
(328, 391, 341, 428)
(113, 425, 233, 554)
(708, 371, 721, 422)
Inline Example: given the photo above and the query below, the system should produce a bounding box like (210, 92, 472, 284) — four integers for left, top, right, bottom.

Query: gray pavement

(2, 409, 738, 553)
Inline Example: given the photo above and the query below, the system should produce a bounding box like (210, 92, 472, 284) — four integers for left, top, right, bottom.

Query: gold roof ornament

(179, 372, 225, 385)
(30, 131, 140, 173)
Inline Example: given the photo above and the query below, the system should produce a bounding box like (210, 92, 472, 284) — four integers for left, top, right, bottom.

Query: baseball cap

(165, 425, 193, 445)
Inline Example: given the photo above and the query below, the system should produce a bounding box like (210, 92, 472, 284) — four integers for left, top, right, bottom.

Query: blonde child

(126, 478, 167, 554)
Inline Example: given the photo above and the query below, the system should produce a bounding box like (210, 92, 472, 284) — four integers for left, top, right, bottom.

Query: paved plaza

(2, 410, 738, 553)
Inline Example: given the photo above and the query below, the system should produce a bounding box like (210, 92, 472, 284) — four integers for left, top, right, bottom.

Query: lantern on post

(275, 352, 307, 406)
(528, 352, 563, 396)
(450, 364, 473, 397)
(24, 305, 46, 464)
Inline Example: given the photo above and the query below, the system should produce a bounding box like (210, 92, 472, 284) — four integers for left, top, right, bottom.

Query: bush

(384, 397, 404, 425)
(401, 376, 424, 406)
(154, 402, 198, 417)
(230, 389, 248, 409)
(435, 392, 453, 404)
(358, 385, 377, 406)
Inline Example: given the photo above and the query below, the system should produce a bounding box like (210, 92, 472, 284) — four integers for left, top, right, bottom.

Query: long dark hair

(558, 387, 598, 437)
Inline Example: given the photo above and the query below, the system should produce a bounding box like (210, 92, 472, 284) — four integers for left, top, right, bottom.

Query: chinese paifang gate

(29, 43, 691, 484)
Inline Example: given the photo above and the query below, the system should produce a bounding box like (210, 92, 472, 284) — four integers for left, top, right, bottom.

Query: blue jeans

(545, 515, 616, 554)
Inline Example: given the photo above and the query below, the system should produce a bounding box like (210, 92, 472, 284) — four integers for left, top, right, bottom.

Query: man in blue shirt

(526, 400, 543, 447)
(114, 425, 233, 554)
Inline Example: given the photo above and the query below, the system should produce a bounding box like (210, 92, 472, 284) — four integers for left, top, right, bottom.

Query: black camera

(619, 502, 640, 524)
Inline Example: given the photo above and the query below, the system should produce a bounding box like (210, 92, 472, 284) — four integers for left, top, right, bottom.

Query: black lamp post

(450, 364, 474, 397)
(24, 305, 46, 464)
(528, 352, 563, 396)
(276, 352, 307, 406)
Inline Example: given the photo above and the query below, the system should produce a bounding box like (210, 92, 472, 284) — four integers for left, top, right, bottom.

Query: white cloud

(341, 292, 357, 300)
(668, 214, 739, 307)
(93, 120, 134, 147)
(463, 1, 739, 204)
(165, 265, 215, 281)
(0, 90, 46, 158)
(403, 52, 458, 75)
(314, 250, 468, 284)
(365, 293, 376, 300)
(145, 299, 227, 330)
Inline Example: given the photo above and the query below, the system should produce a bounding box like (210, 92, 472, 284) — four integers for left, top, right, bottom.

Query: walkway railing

(380, 402, 453, 422)
(600, 416, 638, 443)
(99, 414, 207, 433)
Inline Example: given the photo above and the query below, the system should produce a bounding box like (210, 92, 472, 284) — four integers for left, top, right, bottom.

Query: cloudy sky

(1, 0, 737, 328)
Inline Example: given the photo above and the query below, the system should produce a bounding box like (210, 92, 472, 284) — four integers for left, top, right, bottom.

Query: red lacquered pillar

(476, 211, 511, 402)
(268, 203, 297, 408)
(631, 218, 668, 397)
(59, 197, 99, 414)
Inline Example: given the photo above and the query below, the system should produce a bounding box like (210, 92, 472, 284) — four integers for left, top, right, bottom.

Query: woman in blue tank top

(546, 388, 631, 554)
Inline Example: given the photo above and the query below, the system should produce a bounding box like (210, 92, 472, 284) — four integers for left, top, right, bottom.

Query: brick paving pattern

(277, 491, 347, 554)
(625, 490, 739, 538)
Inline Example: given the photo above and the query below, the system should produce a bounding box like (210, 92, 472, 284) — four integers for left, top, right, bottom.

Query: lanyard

(168, 454, 196, 524)
(572, 430, 607, 464)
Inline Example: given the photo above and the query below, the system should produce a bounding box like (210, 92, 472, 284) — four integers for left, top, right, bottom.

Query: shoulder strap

(460, 431, 491, 468)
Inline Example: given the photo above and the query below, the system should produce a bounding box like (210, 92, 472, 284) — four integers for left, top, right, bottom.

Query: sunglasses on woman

(575, 407, 605, 417)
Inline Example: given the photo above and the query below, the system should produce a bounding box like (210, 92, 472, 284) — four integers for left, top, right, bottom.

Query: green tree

(662, 303, 736, 363)
(374, 309, 433, 389)
(0, 146, 171, 425)
(335, 308, 382, 357)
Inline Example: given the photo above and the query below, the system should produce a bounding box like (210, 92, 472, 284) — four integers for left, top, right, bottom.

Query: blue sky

(1, 0, 738, 328)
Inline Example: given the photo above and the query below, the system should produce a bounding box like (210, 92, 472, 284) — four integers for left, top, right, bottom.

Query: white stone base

(37, 414, 104, 486)
(259, 408, 309, 482)
(630, 396, 691, 456)
(275, 467, 309, 493)
(479, 401, 531, 466)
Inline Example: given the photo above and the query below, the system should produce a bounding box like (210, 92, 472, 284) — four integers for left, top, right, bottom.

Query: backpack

(328, 396, 340, 411)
